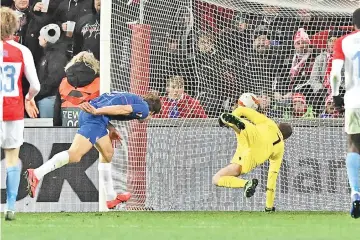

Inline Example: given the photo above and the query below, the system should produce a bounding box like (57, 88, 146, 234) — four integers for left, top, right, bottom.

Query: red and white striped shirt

(1, 40, 40, 121)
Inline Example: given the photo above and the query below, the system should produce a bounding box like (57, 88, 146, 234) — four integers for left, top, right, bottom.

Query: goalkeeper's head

(278, 123, 293, 140)
(353, 8, 360, 30)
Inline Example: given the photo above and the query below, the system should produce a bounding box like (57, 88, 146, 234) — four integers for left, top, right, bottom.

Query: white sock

(98, 162, 117, 201)
(34, 151, 70, 180)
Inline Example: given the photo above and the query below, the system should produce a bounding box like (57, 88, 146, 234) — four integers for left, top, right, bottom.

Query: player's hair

(353, 8, 360, 29)
(0, 7, 18, 40)
(278, 123, 293, 140)
(167, 76, 185, 88)
(65, 51, 100, 74)
(143, 93, 162, 114)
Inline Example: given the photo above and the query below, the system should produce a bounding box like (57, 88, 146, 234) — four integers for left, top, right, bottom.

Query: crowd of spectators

(163, 1, 353, 119)
(1, 0, 353, 124)
(1, 0, 100, 126)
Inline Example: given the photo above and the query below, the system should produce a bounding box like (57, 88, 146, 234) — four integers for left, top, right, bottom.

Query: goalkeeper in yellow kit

(213, 107, 293, 212)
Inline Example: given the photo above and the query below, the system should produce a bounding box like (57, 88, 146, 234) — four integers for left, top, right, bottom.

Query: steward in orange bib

(53, 51, 100, 126)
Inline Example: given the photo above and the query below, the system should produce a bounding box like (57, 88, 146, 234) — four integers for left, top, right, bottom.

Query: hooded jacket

(35, 41, 69, 101)
(53, 62, 100, 126)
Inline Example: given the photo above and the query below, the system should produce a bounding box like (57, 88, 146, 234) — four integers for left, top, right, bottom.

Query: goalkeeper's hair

(278, 123, 293, 140)
(143, 93, 162, 114)
(353, 8, 360, 29)
(0, 7, 18, 40)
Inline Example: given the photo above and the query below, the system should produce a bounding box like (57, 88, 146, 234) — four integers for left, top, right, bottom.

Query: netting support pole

(98, 0, 112, 212)
(126, 23, 151, 210)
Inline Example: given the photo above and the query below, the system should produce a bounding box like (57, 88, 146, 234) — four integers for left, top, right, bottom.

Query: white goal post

(99, 0, 356, 212)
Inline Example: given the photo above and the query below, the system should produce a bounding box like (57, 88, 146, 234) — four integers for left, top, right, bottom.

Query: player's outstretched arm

(96, 105, 133, 116)
(79, 102, 133, 116)
(265, 152, 283, 212)
(232, 106, 268, 124)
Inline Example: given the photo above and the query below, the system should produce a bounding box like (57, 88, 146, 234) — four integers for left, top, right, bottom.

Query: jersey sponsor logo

(0, 62, 22, 97)
(136, 112, 143, 118)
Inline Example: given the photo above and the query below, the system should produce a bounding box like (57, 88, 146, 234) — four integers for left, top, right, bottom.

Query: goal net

(102, 0, 355, 211)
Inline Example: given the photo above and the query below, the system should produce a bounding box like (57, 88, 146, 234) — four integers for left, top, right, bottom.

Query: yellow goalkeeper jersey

(231, 107, 285, 208)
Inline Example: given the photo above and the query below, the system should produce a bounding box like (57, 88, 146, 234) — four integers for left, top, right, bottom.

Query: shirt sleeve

(130, 103, 149, 119)
(265, 148, 284, 209)
(232, 106, 269, 124)
(332, 37, 345, 60)
(330, 36, 345, 97)
(22, 46, 40, 100)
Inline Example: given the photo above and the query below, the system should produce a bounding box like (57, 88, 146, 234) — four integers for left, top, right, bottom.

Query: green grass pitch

(1, 211, 357, 240)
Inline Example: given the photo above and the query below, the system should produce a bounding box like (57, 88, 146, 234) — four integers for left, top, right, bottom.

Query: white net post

(102, 0, 357, 211)
(99, 0, 112, 212)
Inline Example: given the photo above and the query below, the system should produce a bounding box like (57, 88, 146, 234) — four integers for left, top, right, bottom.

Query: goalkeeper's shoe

(265, 207, 276, 213)
(220, 113, 245, 132)
(350, 193, 360, 219)
(244, 179, 258, 198)
(107, 192, 132, 209)
(4, 210, 15, 221)
(25, 169, 39, 198)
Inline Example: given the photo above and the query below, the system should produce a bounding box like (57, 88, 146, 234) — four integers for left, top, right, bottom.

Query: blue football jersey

(89, 91, 150, 121)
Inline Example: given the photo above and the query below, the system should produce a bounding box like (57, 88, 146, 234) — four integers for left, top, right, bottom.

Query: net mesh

(108, 0, 354, 211)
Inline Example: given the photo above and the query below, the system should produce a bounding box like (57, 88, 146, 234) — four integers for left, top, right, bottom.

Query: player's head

(278, 123, 293, 140)
(353, 8, 360, 30)
(143, 92, 162, 120)
(0, 7, 19, 40)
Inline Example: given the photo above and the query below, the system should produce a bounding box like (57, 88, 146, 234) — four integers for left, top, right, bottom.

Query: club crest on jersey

(2, 50, 8, 57)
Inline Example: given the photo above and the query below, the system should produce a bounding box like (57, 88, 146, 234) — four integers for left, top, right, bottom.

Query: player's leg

(95, 135, 131, 209)
(213, 147, 258, 197)
(344, 108, 360, 218)
(26, 133, 93, 198)
(2, 120, 24, 221)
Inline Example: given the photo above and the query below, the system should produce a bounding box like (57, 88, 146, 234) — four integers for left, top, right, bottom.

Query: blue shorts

(77, 111, 108, 145)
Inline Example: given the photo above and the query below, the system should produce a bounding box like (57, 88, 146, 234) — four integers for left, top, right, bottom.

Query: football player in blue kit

(25, 92, 161, 209)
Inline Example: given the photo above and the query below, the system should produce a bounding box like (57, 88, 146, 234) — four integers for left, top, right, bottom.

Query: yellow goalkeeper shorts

(230, 147, 258, 174)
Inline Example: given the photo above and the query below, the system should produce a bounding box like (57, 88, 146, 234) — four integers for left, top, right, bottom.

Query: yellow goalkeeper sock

(217, 176, 247, 188)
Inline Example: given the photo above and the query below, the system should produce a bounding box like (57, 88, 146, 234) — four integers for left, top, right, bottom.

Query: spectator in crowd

(320, 95, 340, 118)
(1, 0, 35, 7)
(251, 33, 285, 94)
(274, 28, 327, 115)
(287, 28, 315, 94)
(53, 51, 100, 127)
(54, 0, 94, 36)
(217, 12, 252, 93)
(26, 0, 63, 66)
(292, 93, 314, 118)
(310, 31, 343, 94)
(35, 24, 68, 118)
(155, 76, 207, 118)
(12, 0, 30, 45)
(53, 0, 94, 58)
(73, 0, 100, 60)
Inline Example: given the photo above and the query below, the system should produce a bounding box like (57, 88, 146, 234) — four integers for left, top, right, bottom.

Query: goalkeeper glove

(333, 95, 345, 113)
(265, 207, 275, 213)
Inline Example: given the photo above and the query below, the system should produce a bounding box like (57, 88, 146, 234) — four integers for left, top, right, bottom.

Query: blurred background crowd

(1, 0, 353, 126)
